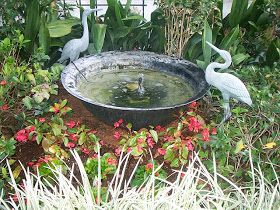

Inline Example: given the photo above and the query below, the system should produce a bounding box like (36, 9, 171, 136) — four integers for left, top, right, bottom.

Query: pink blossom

(66, 142, 76, 149)
(137, 138, 144, 144)
(201, 128, 210, 142)
(115, 148, 121, 156)
(188, 101, 199, 109)
(155, 125, 164, 132)
(0, 80, 7, 85)
(157, 148, 166, 155)
(107, 157, 117, 165)
(145, 163, 153, 170)
(81, 148, 90, 155)
(0, 104, 9, 111)
(147, 137, 155, 148)
(66, 120, 76, 128)
(113, 131, 121, 140)
(69, 134, 78, 141)
(39, 118, 46, 123)
(211, 127, 217, 135)
(127, 147, 132, 153)
(15, 129, 28, 142)
(186, 140, 194, 151)
(188, 117, 201, 133)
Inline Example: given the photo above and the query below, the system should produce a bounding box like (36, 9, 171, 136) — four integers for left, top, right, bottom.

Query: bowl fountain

(61, 51, 209, 129)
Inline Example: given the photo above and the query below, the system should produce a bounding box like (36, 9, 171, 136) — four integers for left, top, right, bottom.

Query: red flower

(39, 118, 46, 123)
(137, 146, 143, 153)
(81, 148, 90, 155)
(188, 117, 201, 133)
(127, 147, 132, 153)
(201, 128, 210, 142)
(114, 119, 124, 128)
(155, 125, 164, 132)
(107, 157, 117, 165)
(0, 80, 7, 85)
(113, 131, 121, 140)
(188, 101, 198, 109)
(92, 153, 98, 159)
(66, 142, 76, 148)
(147, 137, 155, 148)
(114, 122, 120, 128)
(76, 121, 81, 126)
(211, 127, 217, 135)
(99, 140, 105, 145)
(69, 134, 78, 142)
(137, 138, 144, 144)
(66, 120, 76, 128)
(26, 126, 35, 134)
(15, 129, 28, 142)
(186, 140, 194, 151)
(27, 162, 34, 167)
(115, 148, 121, 156)
(157, 148, 166, 155)
(163, 135, 173, 142)
(145, 163, 153, 170)
(0, 104, 9, 111)
(53, 107, 60, 113)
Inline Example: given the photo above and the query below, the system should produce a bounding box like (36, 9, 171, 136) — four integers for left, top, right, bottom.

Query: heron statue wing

(216, 73, 252, 105)
(58, 39, 82, 63)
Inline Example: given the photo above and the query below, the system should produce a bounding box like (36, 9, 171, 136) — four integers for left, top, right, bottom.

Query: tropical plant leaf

(92, 24, 107, 54)
(232, 53, 250, 65)
(39, 14, 51, 54)
(47, 18, 81, 38)
(202, 20, 212, 66)
(229, 0, 249, 28)
(219, 26, 239, 50)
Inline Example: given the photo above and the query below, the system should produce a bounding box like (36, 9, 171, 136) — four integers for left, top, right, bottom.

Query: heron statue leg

(220, 93, 231, 125)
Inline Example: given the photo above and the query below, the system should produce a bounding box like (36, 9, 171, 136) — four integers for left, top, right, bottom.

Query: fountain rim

(61, 51, 210, 111)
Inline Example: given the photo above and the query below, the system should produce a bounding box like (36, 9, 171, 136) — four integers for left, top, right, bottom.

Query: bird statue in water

(58, 8, 101, 63)
(205, 42, 252, 124)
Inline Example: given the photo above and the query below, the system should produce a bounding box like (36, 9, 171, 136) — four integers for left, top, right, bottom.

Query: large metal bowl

(61, 51, 209, 129)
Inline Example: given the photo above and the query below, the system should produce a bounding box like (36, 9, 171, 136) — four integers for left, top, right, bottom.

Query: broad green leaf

(24, 0, 41, 52)
(47, 18, 81, 38)
(114, 26, 131, 39)
(52, 124, 62, 136)
(78, 132, 87, 145)
(122, 15, 145, 21)
(202, 20, 212, 65)
(12, 165, 22, 179)
(131, 147, 143, 156)
(92, 24, 107, 54)
(22, 96, 33, 110)
(39, 14, 51, 54)
(181, 146, 188, 159)
(232, 53, 250, 65)
(114, 1, 124, 26)
(170, 158, 179, 167)
(229, 0, 249, 28)
(234, 140, 245, 154)
(219, 26, 239, 50)
(149, 130, 158, 143)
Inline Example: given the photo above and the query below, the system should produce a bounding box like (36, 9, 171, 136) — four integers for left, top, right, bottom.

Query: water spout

(138, 73, 145, 94)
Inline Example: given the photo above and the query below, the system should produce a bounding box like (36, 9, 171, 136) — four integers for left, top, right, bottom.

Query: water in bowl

(77, 67, 194, 108)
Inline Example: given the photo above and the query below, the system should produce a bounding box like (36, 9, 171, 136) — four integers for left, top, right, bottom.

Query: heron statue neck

(205, 54, 231, 85)
(81, 13, 90, 51)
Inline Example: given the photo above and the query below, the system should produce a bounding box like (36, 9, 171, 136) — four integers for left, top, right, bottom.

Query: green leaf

(39, 14, 51, 54)
(78, 132, 87, 145)
(122, 15, 145, 21)
(131, 147, 143, 156)
(47, 18, 81, 38)
(229, 0, 249, 28)
(22, 96, 33, 110)
(12, 165, 22, 179)
(219, 26, 239, 50)
(149, 130, 158, 143)
(170, 158, 179, 167)
(234, 140, 245, 154)
(24, 0, 41, 52)
(181, 146, 188, 159)
(52, 124, 62, 136)
(202, 20, 212, 65)
(232, 53, 250, 65)
(114, 1, 124, 26)
(164, 146, 175, 162)
(92, 24, 107, 54)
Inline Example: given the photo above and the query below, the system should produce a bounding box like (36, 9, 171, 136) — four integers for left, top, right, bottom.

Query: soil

(11, 82, 212, 189)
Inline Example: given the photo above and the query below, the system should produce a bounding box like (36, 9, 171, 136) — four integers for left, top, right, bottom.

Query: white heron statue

(205, 42, 252, 124)
(58, 8, 101, 63)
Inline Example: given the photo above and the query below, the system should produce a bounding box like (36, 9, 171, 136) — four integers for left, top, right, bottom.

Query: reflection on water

(77, 67, 194, 108)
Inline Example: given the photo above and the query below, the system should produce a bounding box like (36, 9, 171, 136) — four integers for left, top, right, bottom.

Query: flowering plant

(131, 160, 167, 187)
(14, 100, 99, 159)
(85, 153, 118, 180)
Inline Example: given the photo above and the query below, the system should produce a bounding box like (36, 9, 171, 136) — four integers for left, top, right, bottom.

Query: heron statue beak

(206, 41, 221, 53)
(90, 8, 102, 13)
